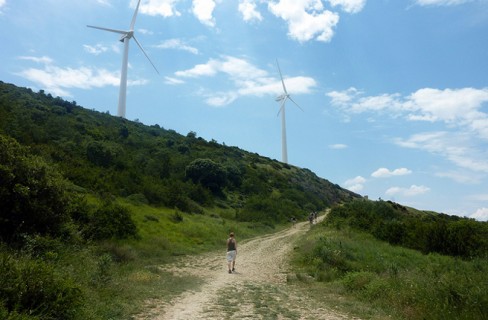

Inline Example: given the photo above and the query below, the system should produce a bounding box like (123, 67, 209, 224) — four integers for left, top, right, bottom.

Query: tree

(185, 158, 227, 193)
(0, 135, 72, 243)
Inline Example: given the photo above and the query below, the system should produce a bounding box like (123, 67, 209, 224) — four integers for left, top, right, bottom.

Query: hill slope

(0, 80, 359, 222)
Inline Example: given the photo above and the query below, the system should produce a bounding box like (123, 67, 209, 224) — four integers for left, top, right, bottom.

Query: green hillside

(0, 80, 358, 319)
(0, 80, 358, 221)
(1, 81, 486, 320)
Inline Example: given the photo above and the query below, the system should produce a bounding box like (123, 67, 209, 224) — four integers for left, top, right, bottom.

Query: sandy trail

(136, 216, 354, 319)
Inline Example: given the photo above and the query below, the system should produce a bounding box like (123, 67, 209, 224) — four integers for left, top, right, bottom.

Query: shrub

(0, 252, 82, 319)
(185, 158, 227, 193)
(0, 135, 72, 244)
(85, 202, 138, 240)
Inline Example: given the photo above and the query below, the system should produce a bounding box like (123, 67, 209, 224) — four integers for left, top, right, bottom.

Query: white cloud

(328, 87, 488, 135)
(268, 0, 340, 42)
(415, 0, 474, 6)
(435, 171, 482, 184)
(164, 76, 185, 85)
(372, 167, 412, 178)
(328, 0, 366, 13)
(395, 131, 488, 173)
(469, 207, 488, 221)
(192, 0, 217, 27)
(16, 55, 146, 97)
(172, 56, 316, 106)
(239, 0, 263, 22)
(154, 39, 199, 54)
(329, 143, 348, 149)
(328, 87, 488, 174)
(135, 0, 182, 18)
(344, 176, 366, 192)
(0, 0, 6, 13)
(386, 185, 430, 197)
(18, 56, 54, 64)
(83, 44, 109, 55)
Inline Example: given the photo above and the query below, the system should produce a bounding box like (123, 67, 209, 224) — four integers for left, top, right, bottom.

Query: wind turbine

(87, 0, 159, 118)
(275, 59, 303, 164)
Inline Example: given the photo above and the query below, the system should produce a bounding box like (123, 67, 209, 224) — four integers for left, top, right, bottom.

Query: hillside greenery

(291, 201, 487, 320)
(0, 80, 357, 319)
(1, 80, 486, 319)
(327, 199, 488, 259)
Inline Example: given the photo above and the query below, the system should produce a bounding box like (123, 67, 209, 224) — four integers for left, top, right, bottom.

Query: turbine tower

(275, 59, 303, 164)
(88, 0, 159, 118)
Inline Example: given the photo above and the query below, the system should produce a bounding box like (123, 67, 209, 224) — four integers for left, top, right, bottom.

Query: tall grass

(1, 199, 277, 319)
(291, 224, 488, 320)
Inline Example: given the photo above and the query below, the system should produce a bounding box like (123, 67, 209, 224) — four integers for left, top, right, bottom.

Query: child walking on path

(226, 232, 237, 273)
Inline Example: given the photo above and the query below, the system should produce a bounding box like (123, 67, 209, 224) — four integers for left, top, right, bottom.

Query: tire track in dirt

(136, 215, 356, 319)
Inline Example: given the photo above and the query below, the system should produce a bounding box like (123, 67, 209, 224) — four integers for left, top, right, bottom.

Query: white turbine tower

(87, 0, 159, 118)
(275, 60, 303, 164)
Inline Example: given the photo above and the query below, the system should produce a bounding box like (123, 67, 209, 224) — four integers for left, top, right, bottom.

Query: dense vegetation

(0, 81, 357, 319)
(327, 199, 488, 259)
(0, 81, 357, 223)
(291, 201, 487, 320)
(1, 80, 486, 319)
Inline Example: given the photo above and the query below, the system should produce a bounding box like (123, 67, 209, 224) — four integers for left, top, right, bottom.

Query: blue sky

(1, 0, 487, 221)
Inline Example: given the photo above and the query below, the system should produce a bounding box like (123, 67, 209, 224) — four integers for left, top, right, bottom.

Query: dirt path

(136, 216, 354, 319)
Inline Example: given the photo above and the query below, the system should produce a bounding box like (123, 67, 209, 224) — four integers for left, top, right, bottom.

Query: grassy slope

(58, 199, 282, 319)
(291, 222, 488, 320)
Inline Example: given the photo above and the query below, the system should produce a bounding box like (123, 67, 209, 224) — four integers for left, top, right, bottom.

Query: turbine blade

(132, 35, 160, 74)
(276, 59, 288, 94)
(130, 0, 142, 30)
(288, 96, 304, 112)
(87, 25, 127, 35)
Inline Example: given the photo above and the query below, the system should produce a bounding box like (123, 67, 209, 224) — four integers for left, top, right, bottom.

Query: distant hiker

(308, 212, 314, 225)
(290, 217, 297, 227)
(226, 232, 237, 274)
(313, 211, 318, 223)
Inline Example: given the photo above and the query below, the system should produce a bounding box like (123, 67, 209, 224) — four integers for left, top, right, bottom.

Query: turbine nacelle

(275, 94, 288, 102)
(120, 31, 134, 42)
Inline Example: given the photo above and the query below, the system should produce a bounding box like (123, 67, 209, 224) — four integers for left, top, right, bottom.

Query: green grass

(290, 223, 488, 320)
(0, 198, 279, 319)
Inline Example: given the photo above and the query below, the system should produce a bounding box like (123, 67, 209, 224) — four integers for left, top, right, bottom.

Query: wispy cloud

(344, 175, 366, 192)
(95, 0, 111, 6)
(172, 56, 316, 106)
(328, 0, 366, 13)
(164, 76, 185, 85)
(153, 39, 199, 54)
(83, 43, 110, 55)
(134, 0, 182, 18)
(16, 55, 146, 97)
(435, 170, 482, 184)
(328, 87, 488, 133)
(386, 185, 430, 197)
(372, 167, 412, 178)
(329, 143, 348, 149)
(414, 0, 475, 7)
(239, 0, 263, 22)
(0, 0, 6, 13)
(328, 87, 488, 174)
(394, 131, 488, 173)
(469, 207, 488, 221)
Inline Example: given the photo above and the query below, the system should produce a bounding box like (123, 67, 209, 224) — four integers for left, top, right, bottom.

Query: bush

(0, 135, 73, 244)
(0, 252, 82, 319)
(85, 202, 138, 240)
(185, 158, 227, 193)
